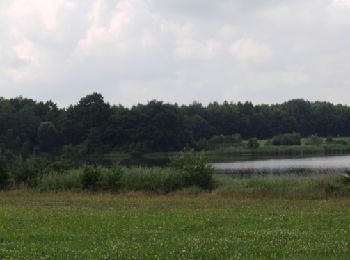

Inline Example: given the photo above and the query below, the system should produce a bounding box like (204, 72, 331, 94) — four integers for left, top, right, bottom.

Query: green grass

(0, 192, 349, 259)
(214, 174, 350, 199)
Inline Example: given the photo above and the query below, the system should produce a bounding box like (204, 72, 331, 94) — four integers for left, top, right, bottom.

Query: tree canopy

(1, 94, 350, 159)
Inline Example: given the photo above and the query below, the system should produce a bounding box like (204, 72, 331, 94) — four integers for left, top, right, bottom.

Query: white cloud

(0, 0, 350, 106)
(229, 38, 272, 63)
(174, 39, 221, 61)
(328, 0, 350, 24)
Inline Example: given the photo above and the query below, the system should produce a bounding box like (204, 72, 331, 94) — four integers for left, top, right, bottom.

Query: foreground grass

(0, 192, 349, 259)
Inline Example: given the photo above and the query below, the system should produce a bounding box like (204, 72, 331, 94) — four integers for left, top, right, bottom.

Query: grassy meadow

(0, 192, 349, 259)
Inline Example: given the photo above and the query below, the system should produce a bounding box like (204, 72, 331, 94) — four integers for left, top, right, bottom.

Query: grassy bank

(2, 149, 350, 198)
(19, 171, 350, 199)
(214, 174, 350, 199)
(0, 193, 349, 259)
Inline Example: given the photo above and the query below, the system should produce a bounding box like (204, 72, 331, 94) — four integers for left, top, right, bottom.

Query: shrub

(325, 137, 348, 145)
(325, 136, 334, 144)
(171, 148, 214, 190)
(45, 159, 74, 174)
(247, 138, 260, 149)
(271, 133, 301, 146)
(80, 165, 102, 191)
(305, 134, 323, 145)
(37, 169, 82, 192)
(120, 167, 182, 193)
(15, 156, 46, 187)
(100, 164, 125, 191)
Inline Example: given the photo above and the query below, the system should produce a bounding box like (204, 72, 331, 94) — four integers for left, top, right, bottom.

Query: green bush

(45, 160, 74, 174)
(247, 138, 260, 149)
(80, 165, 102, 191)
(271, 133, 301, 146)
(99, 164, 125, 191)
(325, 137, 348, 145)
(35, 161, 186, 193)
(171, 149, 214, 190)
(37, 169, 81, 192)
(0, 148, 216, 193)
(15, 156, 46, 187)
(305, 134, 323, 145)
(120, 167, 182, 193)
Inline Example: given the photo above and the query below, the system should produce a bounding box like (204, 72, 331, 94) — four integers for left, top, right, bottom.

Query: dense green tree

(0, 152, 10, 189)
(38, 122, 59, 152)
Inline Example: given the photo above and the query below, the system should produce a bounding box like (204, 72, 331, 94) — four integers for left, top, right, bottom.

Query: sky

(0, 0, 350, 107)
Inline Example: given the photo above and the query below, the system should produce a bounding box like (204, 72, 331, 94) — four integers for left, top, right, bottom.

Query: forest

(1, 92, 350, 161)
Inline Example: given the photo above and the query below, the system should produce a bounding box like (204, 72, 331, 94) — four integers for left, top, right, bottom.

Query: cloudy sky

(0, 0, 349, 107)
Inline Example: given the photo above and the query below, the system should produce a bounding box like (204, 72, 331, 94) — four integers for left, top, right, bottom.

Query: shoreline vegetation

(1, 148, 350, 198)
(16, 173, 350, 199)
(1, 151, 349, 199)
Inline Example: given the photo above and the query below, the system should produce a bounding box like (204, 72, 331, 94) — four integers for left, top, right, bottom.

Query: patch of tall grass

(37, 151, 214, 194)
(214, 173, 350, 199)
(120, 167, 183, 193)
(37, 166, 184, 194)
(37, 169, 81, 192)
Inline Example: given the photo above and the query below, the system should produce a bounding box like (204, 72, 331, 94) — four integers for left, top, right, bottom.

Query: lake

(212, 155, 350, 173)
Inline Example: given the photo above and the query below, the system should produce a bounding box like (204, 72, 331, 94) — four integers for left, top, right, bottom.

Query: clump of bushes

(271, 133, 301, 146)
(325, 137, 349, 145)
(37, 169, 81, 192)
(80, 165, 102, 191)
(14, 156, 47, 188)
(247, 138, 260, 149)
(100, 164, 124, 191)
(171, 148, 214, 190)
(35, 149, 214, 193)
(77, 164, 126, 192)
(304, 134, 323, 145)
(120, 167, 183, 193)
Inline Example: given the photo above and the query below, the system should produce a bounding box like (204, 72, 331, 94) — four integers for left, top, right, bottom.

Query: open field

(0, 192, 349, 259)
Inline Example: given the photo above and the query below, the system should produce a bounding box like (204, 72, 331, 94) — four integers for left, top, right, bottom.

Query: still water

(212, 155, 350, 173)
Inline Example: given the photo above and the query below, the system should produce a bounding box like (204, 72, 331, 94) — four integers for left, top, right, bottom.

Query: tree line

(1, 93, 350, 159)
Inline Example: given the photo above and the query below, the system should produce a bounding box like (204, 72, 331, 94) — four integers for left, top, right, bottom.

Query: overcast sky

(0, 0, 349, 107)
